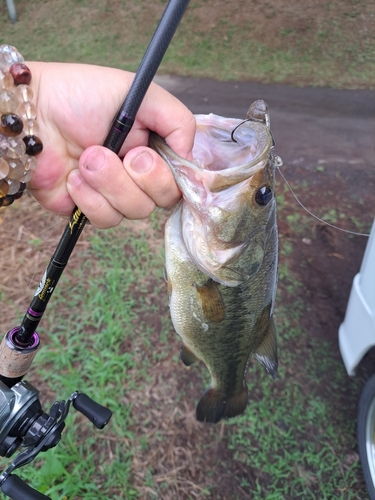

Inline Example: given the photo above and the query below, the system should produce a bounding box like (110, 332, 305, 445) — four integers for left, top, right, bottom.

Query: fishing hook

(230, 118, 251, 143)
(230, 116, 276, 148)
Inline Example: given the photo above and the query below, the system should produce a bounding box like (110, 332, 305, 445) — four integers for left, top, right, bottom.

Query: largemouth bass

(150, 100, 281, 424)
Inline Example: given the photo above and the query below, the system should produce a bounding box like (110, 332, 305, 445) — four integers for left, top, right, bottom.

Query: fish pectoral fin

(195, 280, 225, 323)
(196, 385, 248, 424)
(255, 315, 278, 379)
(180, 344, 199, 367)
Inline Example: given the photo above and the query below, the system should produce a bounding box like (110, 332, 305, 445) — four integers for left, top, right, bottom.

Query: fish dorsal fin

(254, 307, 278, 378)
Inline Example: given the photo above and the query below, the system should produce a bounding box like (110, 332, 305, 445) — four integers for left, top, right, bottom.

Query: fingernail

(68, 170, 82, 187)
(130, 151, 153, 174)
(84, 148, 106, 171)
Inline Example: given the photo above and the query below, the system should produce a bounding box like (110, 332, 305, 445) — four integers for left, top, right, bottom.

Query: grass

(1, 220, 163, 498)
(0, 197, 369, 499)
(0, 0, 374, 88)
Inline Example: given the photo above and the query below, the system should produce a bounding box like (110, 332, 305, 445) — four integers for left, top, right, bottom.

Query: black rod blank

(103, 0, 190, 153)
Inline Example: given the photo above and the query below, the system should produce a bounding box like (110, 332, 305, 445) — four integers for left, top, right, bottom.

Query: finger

(119, 82, 196, 160)
(67, 170, 124, 228)
(123, 147, 181, 208)
(76, 146, 157, 221)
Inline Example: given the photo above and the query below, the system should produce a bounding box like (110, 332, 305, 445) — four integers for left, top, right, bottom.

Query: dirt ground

(187, 0, 375, 54)
(1, 63, 375, 497)
(1, 77, 374, 498)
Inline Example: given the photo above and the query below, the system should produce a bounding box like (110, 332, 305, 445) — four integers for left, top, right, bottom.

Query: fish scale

(150, 100, 281, 423)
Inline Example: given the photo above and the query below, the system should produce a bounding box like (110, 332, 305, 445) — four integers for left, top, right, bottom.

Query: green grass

(0, 0, 374, 88)
(0, 204, 368, 498)
(1, 225, 154, 498)
(225, 326, 362, 499)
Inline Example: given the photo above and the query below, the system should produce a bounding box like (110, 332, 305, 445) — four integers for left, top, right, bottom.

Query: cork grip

(0, 330, 40, 379)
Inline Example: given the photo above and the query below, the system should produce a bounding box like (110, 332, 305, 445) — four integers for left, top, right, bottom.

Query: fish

(149, 100, 281, 424)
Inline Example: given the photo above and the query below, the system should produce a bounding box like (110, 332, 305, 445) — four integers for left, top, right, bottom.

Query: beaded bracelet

(0, 44, 43, 207)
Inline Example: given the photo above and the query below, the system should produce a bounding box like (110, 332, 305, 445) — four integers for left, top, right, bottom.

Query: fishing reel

(0, 377, 112, 500)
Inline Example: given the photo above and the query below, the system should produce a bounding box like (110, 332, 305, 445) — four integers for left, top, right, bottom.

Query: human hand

(27, 62, 196, 228)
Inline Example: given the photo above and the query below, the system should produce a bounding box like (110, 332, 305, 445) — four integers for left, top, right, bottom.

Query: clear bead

(6, 137, 26, 158)
(0, 179, 9, 196)
(0, 90, 19, 113)
(0, 158, 9, 179)
(0, 136, 8, 158)
(7, 158, 24, 179)
(23, 119, 39, 136)
(21, 170, 33, 183)
(7, 178, 21, 194)
(19, 101, 37, 120)
(0, 54, 8, 72)
(15, 84, 33, 103)
(0, 70, 14, 90)
(23, 155, 37, 171)
(0, 45, 25, 66)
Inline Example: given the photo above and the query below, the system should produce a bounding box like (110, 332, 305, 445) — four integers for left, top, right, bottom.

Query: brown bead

(0, 158, 9, 179)
(23, 135, 43, 156)
(0, 113, 23, 136)
(2, 195, 15, 206)
(13, 183, 26, 199)
(0, 179, 9, 197)
(9, 63, 31, 86)
(13, 190, 24, 200)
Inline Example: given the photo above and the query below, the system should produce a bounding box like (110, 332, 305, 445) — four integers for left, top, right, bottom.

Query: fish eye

(255, 186, 273, 206)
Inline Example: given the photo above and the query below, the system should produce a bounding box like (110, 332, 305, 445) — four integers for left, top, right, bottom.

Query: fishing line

(276, 166, 371, 237)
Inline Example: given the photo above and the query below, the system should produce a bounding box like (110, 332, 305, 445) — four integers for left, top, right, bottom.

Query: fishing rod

(0, 1, 190, 498)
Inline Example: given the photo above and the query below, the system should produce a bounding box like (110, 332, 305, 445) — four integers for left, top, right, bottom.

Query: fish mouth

(192, 115, 271, 174)
(150, 115, 272, 196)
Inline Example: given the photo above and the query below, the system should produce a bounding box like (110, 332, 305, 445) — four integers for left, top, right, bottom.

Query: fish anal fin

(195, 280, 225, 323)
(180, 344, 199, 367)
(255, 314, 278, 379)
(196, 385, 248, 424)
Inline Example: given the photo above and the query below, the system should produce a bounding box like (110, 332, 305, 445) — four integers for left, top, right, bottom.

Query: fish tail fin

(223, 384, 248, 420)
(196, 388, 225, 423)
(196, 385, 248, 424)
(255, 315, 278, 378)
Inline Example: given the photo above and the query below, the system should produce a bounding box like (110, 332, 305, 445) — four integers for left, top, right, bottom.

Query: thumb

(69, 145, 156, 224)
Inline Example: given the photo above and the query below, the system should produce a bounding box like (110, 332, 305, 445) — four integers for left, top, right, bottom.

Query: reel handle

(73, 393, 113, 429)
(1, 474, 51, 500)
